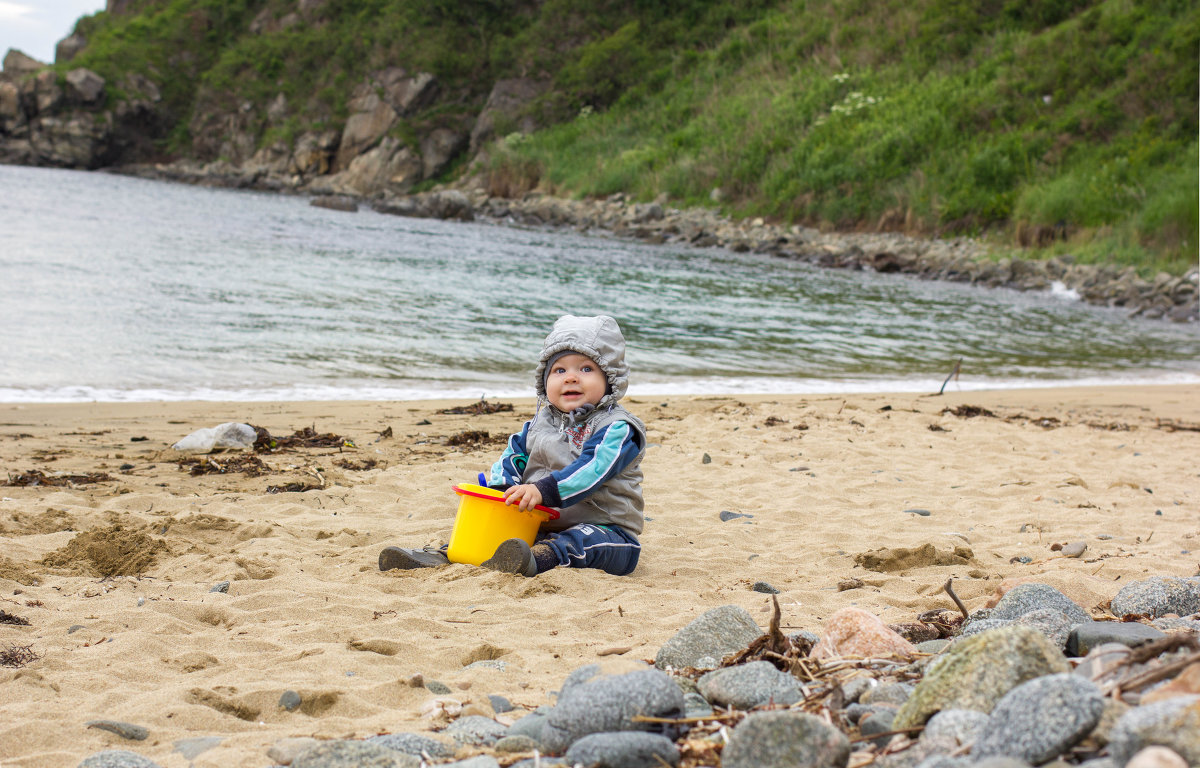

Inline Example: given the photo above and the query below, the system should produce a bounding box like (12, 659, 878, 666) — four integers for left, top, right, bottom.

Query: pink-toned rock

(811, 607, 918, 661)
(1126, 745, 1188, 768)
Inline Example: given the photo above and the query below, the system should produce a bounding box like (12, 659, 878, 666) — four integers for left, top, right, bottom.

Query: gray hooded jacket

(523, 315, 646, 535)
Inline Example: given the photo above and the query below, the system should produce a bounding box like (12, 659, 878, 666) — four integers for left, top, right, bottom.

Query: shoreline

(2, 384, 1198, 766)
(103, 162, 1200, 323)
(4, 371, 1200, 406)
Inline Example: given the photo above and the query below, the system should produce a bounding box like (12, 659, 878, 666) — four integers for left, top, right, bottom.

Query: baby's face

(545, 353, 606, 412)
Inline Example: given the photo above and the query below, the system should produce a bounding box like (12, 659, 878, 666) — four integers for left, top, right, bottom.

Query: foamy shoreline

(1, 384, 1197, 766)
(3, 370, 1200, 404)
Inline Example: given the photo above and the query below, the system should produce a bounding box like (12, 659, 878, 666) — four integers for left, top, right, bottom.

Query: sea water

(1, 164, 1197, 403)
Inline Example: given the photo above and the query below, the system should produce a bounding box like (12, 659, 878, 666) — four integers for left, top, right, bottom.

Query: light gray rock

(505, 708, 550, 744)
(3, 49, 44, 75)
(654, 605, 761, 670)
(920, 708, 990, 751)
(564, 732, 680, 768)
(56, 33, 88, 63)
(65, 68, 105, 105)
(77, 752, 163, 768)
(1107, 695, 1200, 767)
(443, 715, 507, 747)
(368, 732, 457, 758)
(1111, 577, 1200, 620)
(469, 78, 550, 152)
(85, 720, 148, 741)
(721, 711, 851, 768)
(171, 737, 221, 760)
(989, 583, 1091, 625)
(541, 668, 685, 754)
(973, 673, 1105, 763)
(494, 734, 539, 753)
(267, 737, 320, 765)
(442, 757, 499, 768)
(292, 740, 420, 768)
(1014, 607, 1077, 650)
(698, 660, 802, 709)
(962, 618, 1012, 637)
(861, 682, 914, 707)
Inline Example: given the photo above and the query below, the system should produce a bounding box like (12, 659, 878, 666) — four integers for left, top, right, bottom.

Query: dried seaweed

(1156, 418, 1200, 432)
(266, 482, 322, 494)
(4, 470, 114, 487)
(940, 405, 996, 418)
(0, 643, 39, 668)
(437, 399, 514, 415)
(0, 609, 30, 626)
(446, 430, 504, 448)
(334, 458, 380, 471)
(178, 455, 269, 477)
(253, 426, 354, 452)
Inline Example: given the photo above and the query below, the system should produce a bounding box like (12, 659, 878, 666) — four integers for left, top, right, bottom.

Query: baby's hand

(503, 484, 543, 511)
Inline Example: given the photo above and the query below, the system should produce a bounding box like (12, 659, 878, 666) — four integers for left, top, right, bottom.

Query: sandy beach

(1, 384, 1198, 767)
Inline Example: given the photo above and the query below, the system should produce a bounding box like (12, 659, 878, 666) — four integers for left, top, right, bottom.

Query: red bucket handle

(452, 484, 560, 519)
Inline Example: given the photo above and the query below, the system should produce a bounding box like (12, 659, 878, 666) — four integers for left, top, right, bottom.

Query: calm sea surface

(1, 165, 1197, 402)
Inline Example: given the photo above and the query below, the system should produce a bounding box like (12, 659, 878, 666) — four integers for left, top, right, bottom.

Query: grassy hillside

(65, 0, 1199, 274)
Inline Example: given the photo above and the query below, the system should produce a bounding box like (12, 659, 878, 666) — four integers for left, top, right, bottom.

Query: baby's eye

(581, 365, 593, 372)
(553, 366, 566, 374)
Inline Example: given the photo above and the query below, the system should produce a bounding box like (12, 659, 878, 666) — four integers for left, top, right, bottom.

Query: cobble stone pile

(75, 575, 1200, 768)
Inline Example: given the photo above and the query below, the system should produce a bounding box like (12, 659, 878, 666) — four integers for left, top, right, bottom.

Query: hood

(534, 315, 630, 408)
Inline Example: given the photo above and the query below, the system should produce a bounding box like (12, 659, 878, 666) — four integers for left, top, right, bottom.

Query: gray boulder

(654, 604, 761, 670)
(920, 709, 991, 751)
(721, 711, 851, 768)
(541, 668, 684, 754)
(368, 732, 456, 759)
(698, 660, 802, 709)
(77, 752, 164, 768)
(469, 78, 550, 152)
(1107, 695, 1200, 767)
(292, 740, 420, 767)
(564, 732, 680, 768)
(65, 68, 105, 105)
(3, 49, 44, 75)
(1111, 577, 1200, 620)
(56, 34, 88, 63)
(989, 583, 1091, 625)
(972, 673, 1105, 763)
(444, 715, 508, 747)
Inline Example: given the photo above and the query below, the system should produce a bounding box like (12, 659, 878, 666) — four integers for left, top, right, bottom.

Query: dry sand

(1, 385, 1197, 767)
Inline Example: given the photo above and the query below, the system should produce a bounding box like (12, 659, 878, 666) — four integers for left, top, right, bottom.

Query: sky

(0, 0, 106, 66)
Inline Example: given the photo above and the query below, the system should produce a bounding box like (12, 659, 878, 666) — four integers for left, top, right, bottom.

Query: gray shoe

(481, 538, 537, 577)
(379, 546, 449, 571)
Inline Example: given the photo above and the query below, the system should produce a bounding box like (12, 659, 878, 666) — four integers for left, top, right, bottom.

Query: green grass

(63, 0, 1199, 274)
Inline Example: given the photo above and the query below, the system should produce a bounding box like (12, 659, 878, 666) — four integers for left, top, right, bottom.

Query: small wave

(1050, 280, 1081, 301)
(3, 371, 1199, 403)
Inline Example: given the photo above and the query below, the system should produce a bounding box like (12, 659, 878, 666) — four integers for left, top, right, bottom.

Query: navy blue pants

(538, 523, 640, 576)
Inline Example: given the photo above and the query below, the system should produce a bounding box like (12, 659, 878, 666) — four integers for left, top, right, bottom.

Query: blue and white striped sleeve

(489, 421, 532, 487)
(533, 421, 641, 507)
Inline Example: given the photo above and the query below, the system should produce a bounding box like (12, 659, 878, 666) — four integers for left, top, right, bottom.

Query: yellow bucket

(445, 484, 559, 566)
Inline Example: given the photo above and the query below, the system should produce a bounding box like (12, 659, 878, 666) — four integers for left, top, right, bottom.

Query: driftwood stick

(943, 578, 969, 620)
(937, 358, 963, 396)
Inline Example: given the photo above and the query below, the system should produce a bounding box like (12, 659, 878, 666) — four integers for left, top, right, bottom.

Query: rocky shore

(112, 161, 1200, 324)
(73, 575, 1200, 768)
(2, 37, 1195, 324)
